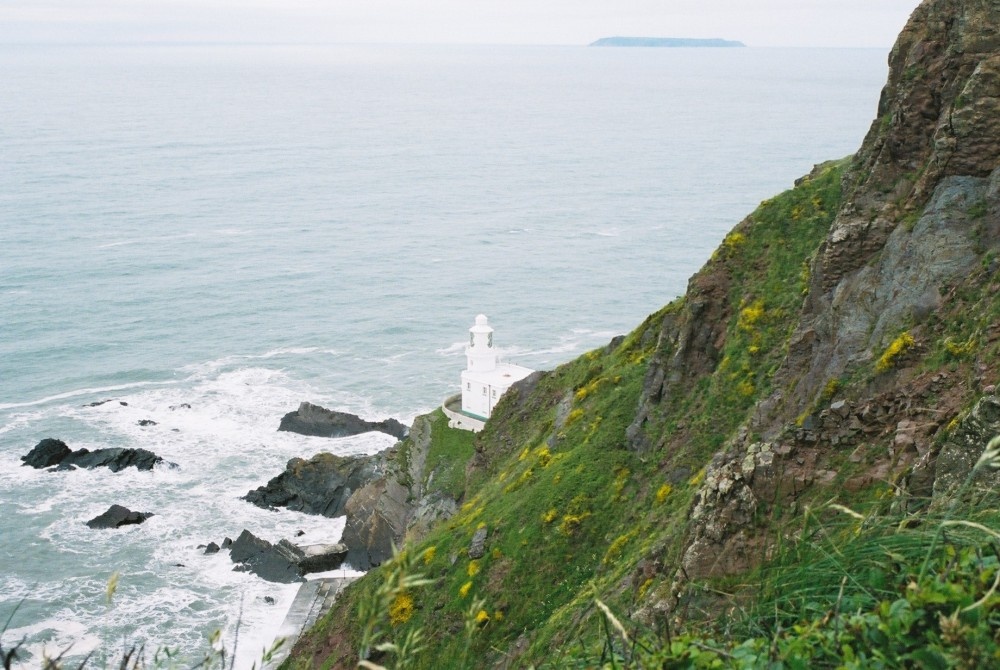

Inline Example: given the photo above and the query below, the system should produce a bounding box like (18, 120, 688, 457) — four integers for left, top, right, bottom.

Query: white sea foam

(0, 381, 173, 411)
(435, 341, 467, 356)
(1, 359, 385, 665)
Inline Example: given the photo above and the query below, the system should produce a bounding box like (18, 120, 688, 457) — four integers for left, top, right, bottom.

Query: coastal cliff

(282, 0, 1000, 666)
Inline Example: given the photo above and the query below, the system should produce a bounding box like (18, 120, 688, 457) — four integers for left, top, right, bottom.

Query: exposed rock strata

(278, 402, 408, 440)
(340, 414, 457, 569)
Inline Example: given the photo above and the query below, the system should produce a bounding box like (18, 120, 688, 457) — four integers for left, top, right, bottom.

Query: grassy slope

(285, 156, 1000, 668)
(285, 162, 847, 668)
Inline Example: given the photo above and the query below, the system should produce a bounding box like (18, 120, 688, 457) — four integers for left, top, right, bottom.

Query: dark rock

(85, 399, 113, 407)
(341, 476, 411, 570)
(278, 402, 408, 440)
(295, 529, 305, 536)
(138, 419, 157, 427)
(86, 504, 154, 529)
(229, 529, 304, 583)
(469, 526, 487, 559)
(243, 451, 380, 518)
(65, 447, 166, 472)
(170, 404, 191, 410)
(222, 537, 233, 549)
(338, 414, 459, 570)
(204, 542, 221, 555)
(264, 596, 275, 604)
(120, 401, 128, 406)
(21, 438, 72, 468)
(21, 440, 170, 472)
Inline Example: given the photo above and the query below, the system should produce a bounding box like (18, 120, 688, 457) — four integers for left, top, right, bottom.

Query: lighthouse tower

(466, 314, 498, 373)
(459, 314, 534, 423)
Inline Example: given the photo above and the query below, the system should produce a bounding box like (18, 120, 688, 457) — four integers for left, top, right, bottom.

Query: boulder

(278, 402, 408, 440)
(229, 529, 305, 583)
(242, 451, 381, 517)
(86, 504, 154, 529)
(468, 526, 488, 559)
(204, 542, 221, 555)
(21, 438, 71, 468)
(298, 543, 349, 574)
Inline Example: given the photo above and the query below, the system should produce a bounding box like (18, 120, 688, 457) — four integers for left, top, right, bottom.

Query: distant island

(589, 37, 746, 48)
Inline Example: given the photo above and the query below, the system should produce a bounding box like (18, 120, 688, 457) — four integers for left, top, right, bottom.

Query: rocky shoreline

(18, 402, 424, 580)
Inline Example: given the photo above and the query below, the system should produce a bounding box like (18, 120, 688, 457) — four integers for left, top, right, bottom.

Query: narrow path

(264, 576, 359, 669)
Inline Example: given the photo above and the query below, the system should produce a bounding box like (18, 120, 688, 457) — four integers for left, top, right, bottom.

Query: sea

(0, 43, 888, 667)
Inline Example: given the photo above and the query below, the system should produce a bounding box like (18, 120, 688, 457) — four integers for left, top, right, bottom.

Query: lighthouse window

(470, 333, 475, 346)
(492, 389, 497, 398)
(466, 382, 470, 390)
(488, 332, 493, 348)
(482, 387, 487, 395)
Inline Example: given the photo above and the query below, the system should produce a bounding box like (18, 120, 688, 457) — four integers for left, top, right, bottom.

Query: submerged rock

(278, 402, 408, 440)
(20, 439, 171, 472)
(86, 504, 154, 529)
(65, 447, 166, 471)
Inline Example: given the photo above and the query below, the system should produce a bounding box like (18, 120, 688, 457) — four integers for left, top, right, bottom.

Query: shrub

(389, 592, 415, 626)
(876, 331, 915, 372)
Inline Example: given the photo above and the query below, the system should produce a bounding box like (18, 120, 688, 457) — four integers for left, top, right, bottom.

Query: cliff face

(285, 1, 1000, 667)
(619, 0, 1000, 602)
(786, 0, 1000, 405)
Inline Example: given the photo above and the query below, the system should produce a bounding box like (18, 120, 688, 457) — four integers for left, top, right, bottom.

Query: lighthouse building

(458, 315, 534, 424)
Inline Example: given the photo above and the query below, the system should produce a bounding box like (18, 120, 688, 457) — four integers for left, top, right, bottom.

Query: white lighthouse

(452, 314, 534, 427)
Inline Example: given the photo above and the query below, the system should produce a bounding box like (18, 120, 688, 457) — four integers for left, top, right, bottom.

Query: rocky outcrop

(86, 505, 154, 529)
(20, 438, 71, 468)
(776, 168, 1000, 415)
(772, 0, 1000, 413)
(339, 415, 438, 570)
(278, 402, 408, 440)
(21, 439, 169, 472)
(230, 530, 305, 583)
(340, 476, 412, 569)
(246, 413, 459, 570)
(243, 451, 383, 517)
(932, 395, 1000, 500)
(227, 529, 348, 583)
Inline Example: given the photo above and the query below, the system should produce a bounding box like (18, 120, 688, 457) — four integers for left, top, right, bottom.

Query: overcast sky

(2, 0, 923, 48)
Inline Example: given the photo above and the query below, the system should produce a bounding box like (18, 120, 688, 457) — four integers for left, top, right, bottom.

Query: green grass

(420, 409, 476, 500)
